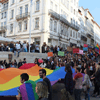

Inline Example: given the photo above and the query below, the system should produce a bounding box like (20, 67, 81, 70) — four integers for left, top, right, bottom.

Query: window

(76, 32, 77, 38)
(36, 0, 40, 11)
(55, 4, 57, 12)
(1, 22, 3, 27)
(74, 9, 75, 15)
(11, 0, 14, 5)
(25, 5, 28, 13)
(74, 0, 76, 5)
(54, 21, 57, 32)
(3, 4, 6, 8)
(71, 7, 72, 13)
(4, 22, 6, 26)
(18, 22, 22, 32)
(51, 1, 53, 9)
(35, 18, 39, 29)
(24, 20, 27, 31)
(73, 31, 75, 38)
(67, 1, 69, 9)
(50, 18, 53, 31)
(4, 12, 6, 18)
(78, 32, 80, 38)
(1, 13, 3, 19)
(11, 10, 14, 19)
(20, 7, 22, 15)
(70, 30, 72, 37)
(71, 18, 72, 23)
(10, 24, 13, 33)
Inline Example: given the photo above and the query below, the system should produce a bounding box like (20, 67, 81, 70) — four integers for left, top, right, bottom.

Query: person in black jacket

(18, 59, 22, 68)
(39, 69, 52, 100)
(59, 63, 74, 95)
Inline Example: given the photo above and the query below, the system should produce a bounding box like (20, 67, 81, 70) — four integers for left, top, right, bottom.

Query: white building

(78, 7, 100, 47)
(0, 0, 100, 50)
(0, 0, 80, 50)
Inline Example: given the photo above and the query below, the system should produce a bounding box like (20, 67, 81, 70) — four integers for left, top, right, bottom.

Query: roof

(0, 0, 8, 4)
(91, 19, 100, 29)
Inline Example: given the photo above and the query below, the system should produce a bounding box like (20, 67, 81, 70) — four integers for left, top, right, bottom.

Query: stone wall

(0, 52, 48, 63)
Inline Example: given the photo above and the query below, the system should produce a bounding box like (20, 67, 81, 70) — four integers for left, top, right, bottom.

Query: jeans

(85, 88, 90, 100)
(32, 50, 35, 52)
(74, 89, 82, 100)
(24, 48, 27, 52)
(14, 51, 16, 56)
(10, 48, 13, 52)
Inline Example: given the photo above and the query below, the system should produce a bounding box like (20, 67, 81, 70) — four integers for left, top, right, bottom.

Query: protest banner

(67, 47, 72, 52)
(73, 48, 79, 53)
(84, 44, 88, 47)
(78, 50, 83, 55)
(47, 52, 53, 57)
(58, 51, 64, 56)
(83, 47, 88, 51)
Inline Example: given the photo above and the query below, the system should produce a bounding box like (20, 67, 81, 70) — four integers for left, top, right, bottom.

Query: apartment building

(0, 0, 80, 49)
(0, 0, 100, 49)
(78, 7, 100, 47)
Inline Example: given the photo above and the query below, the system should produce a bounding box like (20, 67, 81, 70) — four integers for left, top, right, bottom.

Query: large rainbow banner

(0, 64, 76, 96)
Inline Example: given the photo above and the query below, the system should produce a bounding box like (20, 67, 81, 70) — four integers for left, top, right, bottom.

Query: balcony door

(19, 7, 23, 17)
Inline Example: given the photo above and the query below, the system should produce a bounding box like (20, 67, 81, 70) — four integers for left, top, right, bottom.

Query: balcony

(16, 13, 30, 21)
(48, 9, 79, 31)
(49, 9, 60, 20)
(1, 6, 8, 12)
(0, 26, 7, 32)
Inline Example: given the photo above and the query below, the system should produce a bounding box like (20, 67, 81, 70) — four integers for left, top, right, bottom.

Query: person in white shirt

(16, 42, 21, 51)
(23, 41, 27, 52)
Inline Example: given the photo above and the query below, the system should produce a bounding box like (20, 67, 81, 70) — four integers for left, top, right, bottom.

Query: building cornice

(0, 0, 8, 4)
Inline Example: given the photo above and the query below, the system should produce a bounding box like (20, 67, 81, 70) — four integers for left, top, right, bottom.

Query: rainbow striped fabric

(18, 80, 38, 100)
(95, 44, 99, 52)
(0, 64, 76, 96)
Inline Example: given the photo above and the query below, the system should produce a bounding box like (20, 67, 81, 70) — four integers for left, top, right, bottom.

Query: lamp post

(29, 0, 32, 53)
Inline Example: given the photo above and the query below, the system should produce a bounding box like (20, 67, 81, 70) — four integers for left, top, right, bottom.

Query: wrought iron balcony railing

(16, 12, 30, 21)
(49, 9, 60, 20)
(0, 26, 7, 32)
(1, 6, 8, 12)
(49, 9, 79, 31)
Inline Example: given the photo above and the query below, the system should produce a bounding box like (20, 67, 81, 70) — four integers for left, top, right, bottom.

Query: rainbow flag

(95, 44, 99, 52)
(0, 64, 82, 96)
(19, 80, 38, 100)
(0, 65, 68, 96)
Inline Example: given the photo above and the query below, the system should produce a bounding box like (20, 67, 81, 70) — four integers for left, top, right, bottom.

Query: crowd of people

(0, 41, 100, 100)
(0, 41, 64, 54)
(0, 58, 26, 69)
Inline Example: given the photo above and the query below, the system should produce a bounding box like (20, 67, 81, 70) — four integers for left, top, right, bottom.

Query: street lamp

(29, 0, 33, 53)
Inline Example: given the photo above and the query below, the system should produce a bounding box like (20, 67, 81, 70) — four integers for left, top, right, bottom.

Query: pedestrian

(16, 73, 38, 100)
(39, 69, 52, 100)
(73, 67, 83, 100)
(82, 68, 92, 100)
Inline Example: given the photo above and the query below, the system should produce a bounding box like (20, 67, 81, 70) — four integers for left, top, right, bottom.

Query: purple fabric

(19, 83, 28, 100)
(51, 80, 58, 85)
